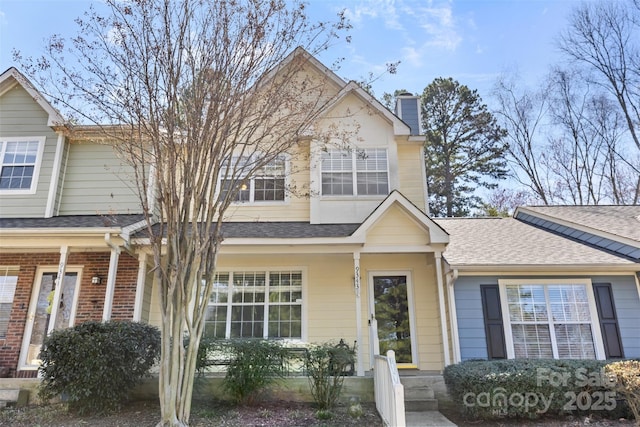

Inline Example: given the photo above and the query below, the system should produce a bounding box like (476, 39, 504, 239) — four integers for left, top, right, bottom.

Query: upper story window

(321, 148, 388, 196)
(0, 137, 45, 194)
(220, 155, 286, 203)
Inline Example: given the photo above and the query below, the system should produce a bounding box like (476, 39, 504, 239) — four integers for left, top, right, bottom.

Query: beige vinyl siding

(366, 204, 431, 246)
(0, 84, 58, 217)
(397, 143, 426, 212)
(58, 143, 142, 215)
(146, 251, 445, 372)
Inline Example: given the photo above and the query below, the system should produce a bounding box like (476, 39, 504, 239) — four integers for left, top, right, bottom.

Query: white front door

(19, 269, 80, 370)
(369, 272, 417, 367)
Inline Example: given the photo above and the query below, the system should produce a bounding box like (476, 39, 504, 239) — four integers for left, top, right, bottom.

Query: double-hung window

(321, 148, 388, 196)
(501, 279, 600, 359)
(0, 269, 18, 339)
(205, 270, 303, 339)
(0, 137, 45, 194)
(220, 156, 286, 203)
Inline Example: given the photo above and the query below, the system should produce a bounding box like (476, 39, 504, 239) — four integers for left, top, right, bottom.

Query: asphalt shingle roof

(220, 222, 360, 238)
(520, 206, 640, 242)
(0, 214, 146, 229)
(136, 221, 361, 239)
(434, 217, 636, 267)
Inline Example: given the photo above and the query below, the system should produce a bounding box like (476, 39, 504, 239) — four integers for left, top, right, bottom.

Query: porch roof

(434, 217, 638, 270)
(138, 221, 361, 239)
(0, 214, 146, 229)
(516, 205, 640, 243)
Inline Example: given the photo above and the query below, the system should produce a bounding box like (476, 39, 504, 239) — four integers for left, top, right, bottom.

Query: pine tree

(421, 77, 508, 217)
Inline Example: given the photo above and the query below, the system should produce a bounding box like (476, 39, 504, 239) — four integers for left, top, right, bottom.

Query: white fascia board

(515, 207, 640, 249)
(218, 244, 364, 255)
(452, 264, 640, 275)
(221, 235, 366, 246)
(360, 244, 445, 253)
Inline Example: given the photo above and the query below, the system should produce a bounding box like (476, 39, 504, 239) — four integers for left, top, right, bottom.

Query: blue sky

(0, 0, 584, 103)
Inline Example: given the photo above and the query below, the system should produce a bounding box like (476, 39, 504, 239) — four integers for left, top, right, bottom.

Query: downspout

(103, 233, 121, 322)
(446, 267, 460, 364)
(44, 132, 65, 218)
(434, 251, 451, 367)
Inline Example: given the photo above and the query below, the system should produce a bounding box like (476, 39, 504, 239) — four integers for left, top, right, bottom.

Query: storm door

(19, 269, 80, 369)
(370, 272, 417, 366)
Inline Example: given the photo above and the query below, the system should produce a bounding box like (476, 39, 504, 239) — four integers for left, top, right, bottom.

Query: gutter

(451, 264, 640, 274)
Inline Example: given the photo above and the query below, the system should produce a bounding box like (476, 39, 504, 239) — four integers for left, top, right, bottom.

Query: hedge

(38, 321, 160, 414)
(443, 359, 634, 420)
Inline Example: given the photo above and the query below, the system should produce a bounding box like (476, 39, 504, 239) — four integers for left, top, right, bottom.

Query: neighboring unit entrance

(19, 269, 80, 370)
(370, 272, 417, 367)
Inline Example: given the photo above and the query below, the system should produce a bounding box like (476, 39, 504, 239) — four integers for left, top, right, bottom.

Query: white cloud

(401, 45, 423, 67)
(401, 0, 462, 51)
(343, 0, 404, 31)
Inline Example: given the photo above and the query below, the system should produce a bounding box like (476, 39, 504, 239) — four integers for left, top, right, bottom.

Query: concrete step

(0, 389, 29, 407)
(400, 376, 438, 411)
(405, 398, 439, 411)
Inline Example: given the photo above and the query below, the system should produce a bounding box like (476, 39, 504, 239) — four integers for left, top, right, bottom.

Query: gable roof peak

(0, 67, 65, 127)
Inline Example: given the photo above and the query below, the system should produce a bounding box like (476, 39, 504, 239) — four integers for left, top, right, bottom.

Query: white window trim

(498, 278, 606, 360)
(219, 154, 289, 205)
(0, 136, 46, 195)
(321, 148, 390, 198)
(206, 266, 307, 342)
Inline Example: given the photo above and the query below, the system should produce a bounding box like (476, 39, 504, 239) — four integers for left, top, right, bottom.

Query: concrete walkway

(405, 411, 458, 427)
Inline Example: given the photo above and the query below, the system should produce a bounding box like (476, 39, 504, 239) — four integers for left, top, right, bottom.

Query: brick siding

(0, 251, 140, 377)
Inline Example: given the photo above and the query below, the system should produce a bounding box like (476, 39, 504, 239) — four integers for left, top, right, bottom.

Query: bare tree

(480, 187, 534, 217)
(558, 1, 640, 200)
(545, 67, 639, 205)
(492, 73, 552, 204)
(16, 1, 349, 425)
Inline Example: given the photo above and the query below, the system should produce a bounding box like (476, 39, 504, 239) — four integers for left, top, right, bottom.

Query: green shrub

(38, 321, 160, 415)
(606, 360, 640, 425)
(221, 339, 288, 405)
(305, 342, 355, 410)
(444, 359, 633, 421)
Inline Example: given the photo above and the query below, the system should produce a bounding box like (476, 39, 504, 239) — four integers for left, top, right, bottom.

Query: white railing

(374, 350, 405, 427)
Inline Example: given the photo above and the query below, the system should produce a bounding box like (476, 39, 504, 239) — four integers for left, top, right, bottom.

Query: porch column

(48, 245, 69, 334)
(132, 252, 147, 322)
(434, 251, 451, 366)
(353, 252, 365, 376)
(102, 235, 121, 322)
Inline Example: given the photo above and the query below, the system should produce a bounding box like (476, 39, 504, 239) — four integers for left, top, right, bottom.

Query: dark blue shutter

(593, 283, 624, 359)
(480, 285, 507, 359)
